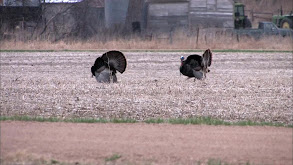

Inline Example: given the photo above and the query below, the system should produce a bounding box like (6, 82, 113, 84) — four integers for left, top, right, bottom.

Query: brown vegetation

(1, 30, 292, 50)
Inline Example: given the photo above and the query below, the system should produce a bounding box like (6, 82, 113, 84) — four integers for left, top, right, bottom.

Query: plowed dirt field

(1, 51, 292, 164)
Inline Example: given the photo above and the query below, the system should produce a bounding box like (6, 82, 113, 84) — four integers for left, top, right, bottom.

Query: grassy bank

(0, 116, 291, 127)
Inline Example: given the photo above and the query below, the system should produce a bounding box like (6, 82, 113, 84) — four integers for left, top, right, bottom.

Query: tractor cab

(234, 2, 251, 29)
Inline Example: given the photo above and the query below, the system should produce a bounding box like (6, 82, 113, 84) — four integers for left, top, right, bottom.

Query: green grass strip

(144, 118, 165, 124)
(110, 118, 137, 123)
(0, 115, 292, 127)
(105, 154, 122, 162)
(168, 116, 232, 125)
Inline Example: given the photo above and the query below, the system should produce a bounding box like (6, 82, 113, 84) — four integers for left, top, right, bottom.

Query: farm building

(0, 0, 104, 40)
(103, 0, 234, 33)
(143, 0, 234, 32)
(0, 0, 42, 32)
(41, 0, 104, 39)
(0, 0, 234, 39)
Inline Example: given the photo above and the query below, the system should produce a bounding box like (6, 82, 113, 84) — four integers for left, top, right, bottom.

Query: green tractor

(234, 2, 252, 29)
(272, 7, 293, 29)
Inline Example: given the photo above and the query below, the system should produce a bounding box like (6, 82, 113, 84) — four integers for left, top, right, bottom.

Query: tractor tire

(244, 18, 252, 28)
(280, 18, 293, 29)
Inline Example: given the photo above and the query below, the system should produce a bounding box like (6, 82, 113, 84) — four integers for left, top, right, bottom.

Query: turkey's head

(180, 56, 184, 61)
(180, 56, 184, 65)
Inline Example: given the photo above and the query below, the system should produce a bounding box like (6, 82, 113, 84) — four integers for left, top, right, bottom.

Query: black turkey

(91, 50, 127, 83)
(180, 49, 213, 80)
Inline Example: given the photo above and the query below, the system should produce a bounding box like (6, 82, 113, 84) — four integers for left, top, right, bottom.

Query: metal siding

(147, 2, 189, 30)
(189, 0, 233, 28)
(190, 0, 206, 8)
(147, 0, 234, 31)
(105, 0, 129, 28)
(149, 3, 188, 16)
(189, 16, 233, 28)
(207, 0, 216, 11)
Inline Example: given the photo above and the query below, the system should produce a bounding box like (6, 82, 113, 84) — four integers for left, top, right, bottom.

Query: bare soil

(1, 121, 292, 165)
(0, 51, 292, 124)
(0, 51, 292, 164)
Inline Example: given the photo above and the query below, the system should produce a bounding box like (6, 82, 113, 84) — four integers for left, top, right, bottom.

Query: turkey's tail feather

(101, 50, 127, 73)
(202, 49, 212, 67)
(201, 49, 212, 78)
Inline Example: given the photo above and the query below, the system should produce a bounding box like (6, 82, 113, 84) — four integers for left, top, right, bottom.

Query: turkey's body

(180, 49, 212, 80)
(180, 55, 203, 79)
(94, 68, 117, 83)
(91, 51, 126, 83)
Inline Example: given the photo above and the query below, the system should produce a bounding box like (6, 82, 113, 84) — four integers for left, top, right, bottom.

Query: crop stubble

(0, 51, 292, 125)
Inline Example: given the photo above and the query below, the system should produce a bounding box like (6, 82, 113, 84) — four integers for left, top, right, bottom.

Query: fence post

(169, 28, 173, 44)
(196, 27, 199, 49)
(251, 10, 254, 22)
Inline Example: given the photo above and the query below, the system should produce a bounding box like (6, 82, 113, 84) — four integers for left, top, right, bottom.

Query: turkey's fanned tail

(202, 49, 212, 67)
(101, 50, 127, 73)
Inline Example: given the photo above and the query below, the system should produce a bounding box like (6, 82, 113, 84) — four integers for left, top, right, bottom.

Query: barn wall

(1, 0, 40, 6)
(105, 0, 129, 28)
(42, 2, 104, 39)
(147, 2, 189, 32)
(126, 0, 144, 32)
(42, 3, 76, 34)
(189, 0, 234, 28)
(145, 0, 234, 32)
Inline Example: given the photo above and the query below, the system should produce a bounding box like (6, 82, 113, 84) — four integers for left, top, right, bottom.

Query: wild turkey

(180, 49, 213, 80)
(91, 50, 127, 83)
